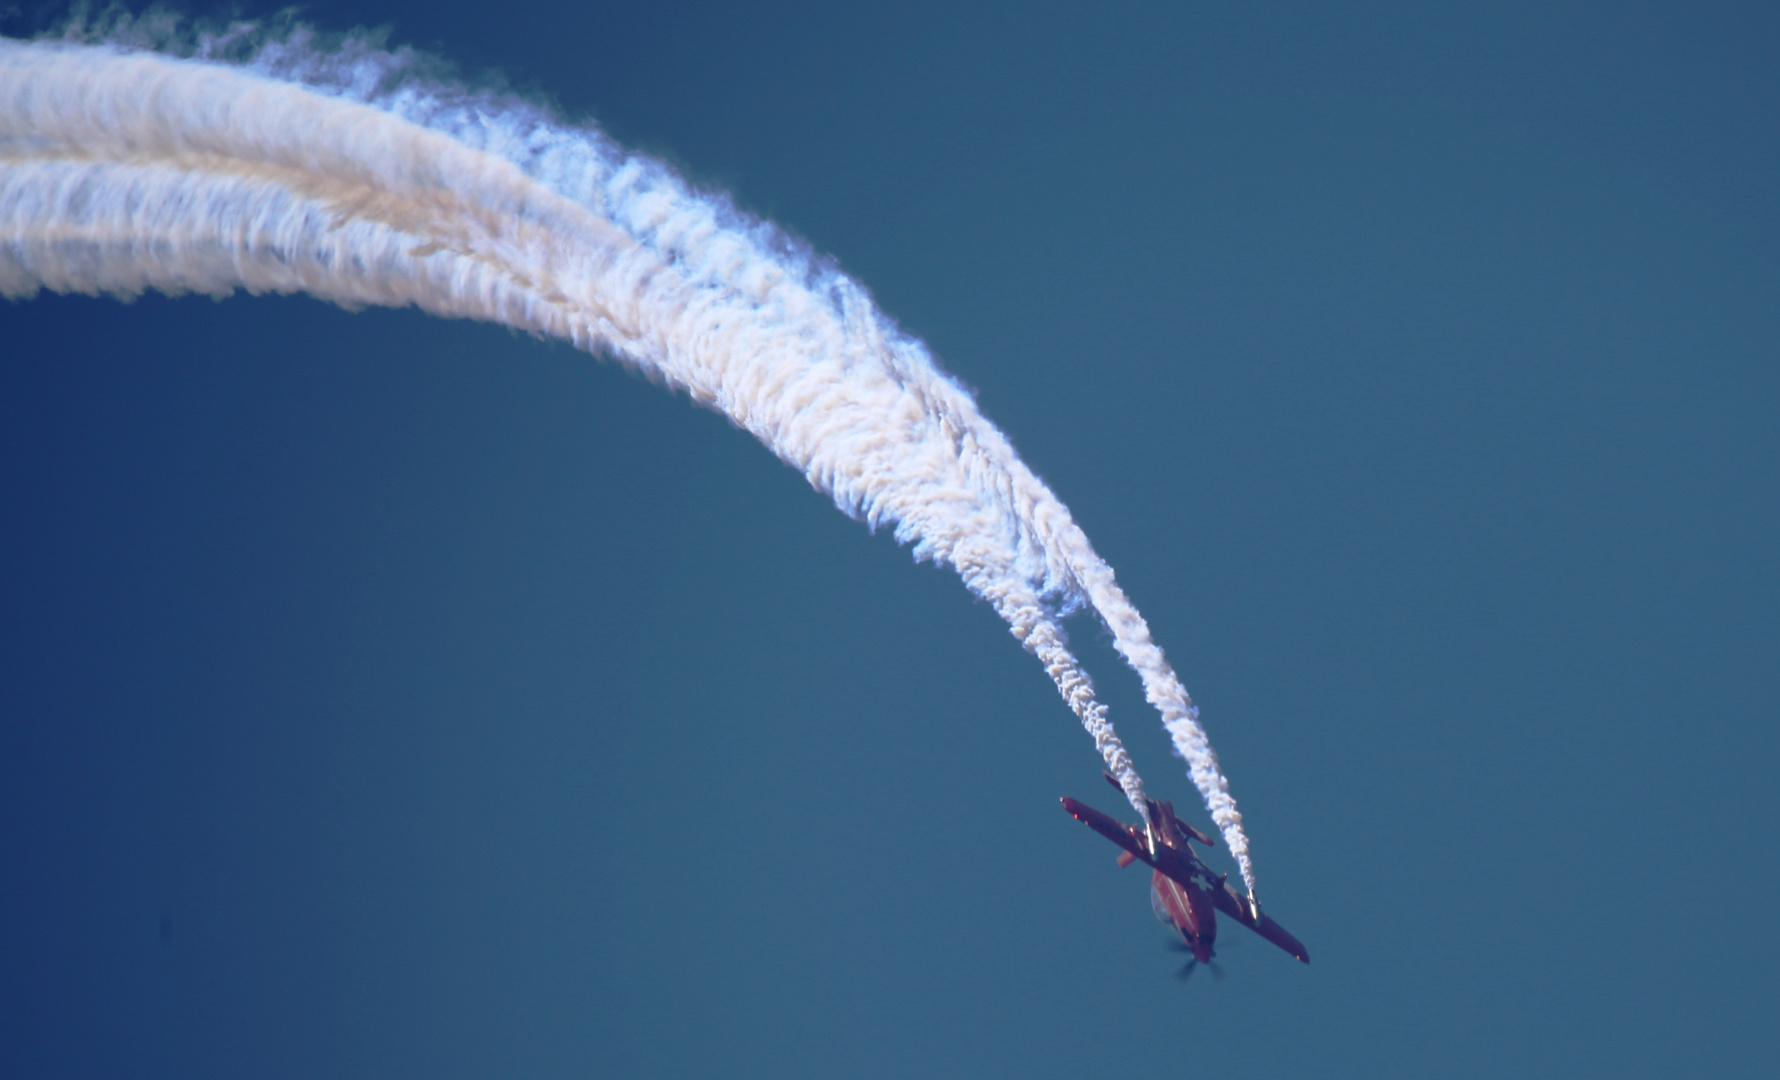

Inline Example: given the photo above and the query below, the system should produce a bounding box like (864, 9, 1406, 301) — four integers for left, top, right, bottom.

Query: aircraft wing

(1068, 797, 1210, 893)
(1060, 796, 1154, 865)
(1211, 880, 1311, 963)
(1062, 797, 1203, 893)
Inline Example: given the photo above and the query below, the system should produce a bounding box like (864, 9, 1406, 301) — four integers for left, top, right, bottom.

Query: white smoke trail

(0, 28, 1259, 903)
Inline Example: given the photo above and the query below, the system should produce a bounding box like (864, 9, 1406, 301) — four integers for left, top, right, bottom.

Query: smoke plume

(0, 26, 1259, 902)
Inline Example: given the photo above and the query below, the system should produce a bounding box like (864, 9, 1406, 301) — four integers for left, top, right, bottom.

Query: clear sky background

(3, 3, 1776, 1077)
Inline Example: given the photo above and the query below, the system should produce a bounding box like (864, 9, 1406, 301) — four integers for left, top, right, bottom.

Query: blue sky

(3, 4, 1776, 1076)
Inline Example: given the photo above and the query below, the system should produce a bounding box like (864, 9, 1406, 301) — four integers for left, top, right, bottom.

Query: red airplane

(1062, 775, 1309, 968)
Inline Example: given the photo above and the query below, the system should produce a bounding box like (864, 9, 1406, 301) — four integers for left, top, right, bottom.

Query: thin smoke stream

(0, 28, 1260, 903)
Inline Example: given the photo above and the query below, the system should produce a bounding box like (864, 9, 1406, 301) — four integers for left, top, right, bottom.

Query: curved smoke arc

(0, 27, 1260, 904)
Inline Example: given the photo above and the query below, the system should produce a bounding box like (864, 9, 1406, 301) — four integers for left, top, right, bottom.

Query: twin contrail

(0, 26, 1261, 904)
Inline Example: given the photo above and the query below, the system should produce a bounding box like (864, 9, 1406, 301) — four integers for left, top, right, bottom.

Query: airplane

(1062, 774, 1309, 967)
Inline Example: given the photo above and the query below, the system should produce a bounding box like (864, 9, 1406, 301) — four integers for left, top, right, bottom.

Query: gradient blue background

(3, 3, 1776, 1077)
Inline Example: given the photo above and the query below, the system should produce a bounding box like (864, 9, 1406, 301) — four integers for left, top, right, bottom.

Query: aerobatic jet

(1062, 775, 1309, 966)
